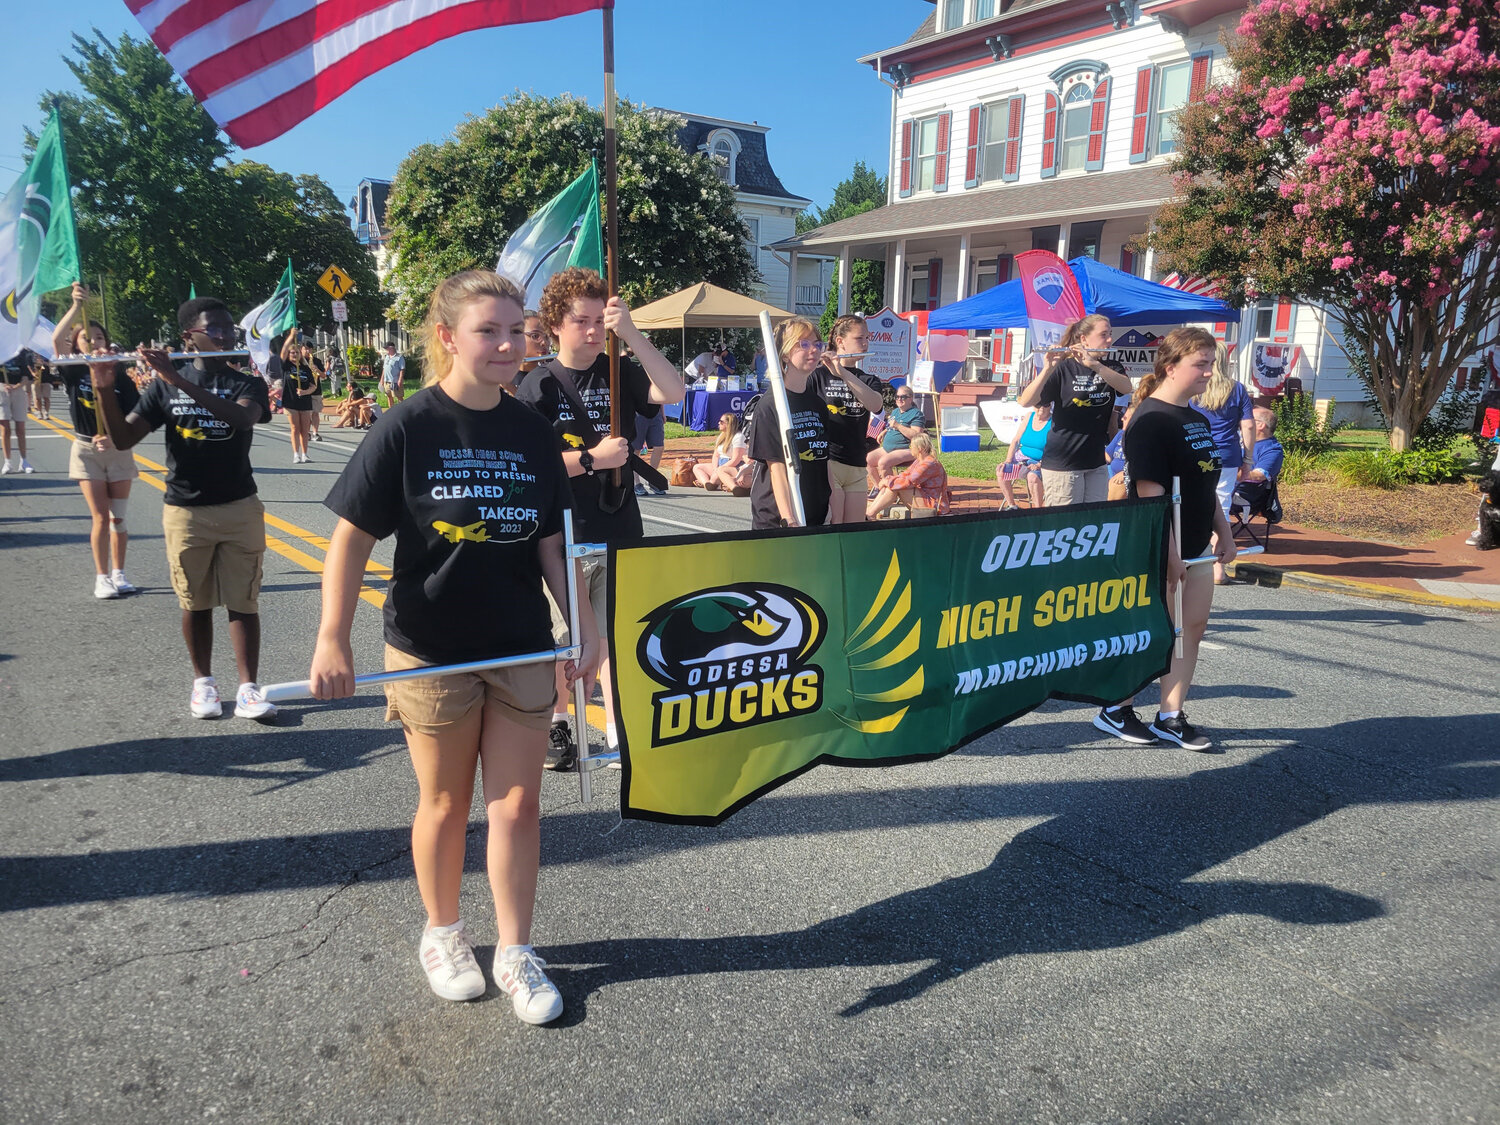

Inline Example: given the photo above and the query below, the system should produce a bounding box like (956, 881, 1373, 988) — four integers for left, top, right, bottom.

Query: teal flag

(496, 161, 605, 307)
(0, 109, 81, 362)
(239, 258, 298, 370)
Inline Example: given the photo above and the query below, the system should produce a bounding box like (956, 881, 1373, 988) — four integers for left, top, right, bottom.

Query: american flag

(128, 0, 610, 148)
(1159, 272, 1224, 300)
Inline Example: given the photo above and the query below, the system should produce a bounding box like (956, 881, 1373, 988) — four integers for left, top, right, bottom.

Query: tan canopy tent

(629, 282, 795, 330)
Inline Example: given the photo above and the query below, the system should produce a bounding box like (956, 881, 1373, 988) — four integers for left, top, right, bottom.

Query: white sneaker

(419, 923, 486, 1002)
(110, 570, 137, 595)
(19, 459, 34, 474)
(93, 574, 120, 600)
(190, 677, 222, 719)
(494, 946, 563, 1024)
(233, 682, 278, 721)
(0, 459, 12, 474)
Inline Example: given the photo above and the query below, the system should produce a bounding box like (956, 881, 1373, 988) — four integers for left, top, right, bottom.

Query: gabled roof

(771, 165, 1174, 249)
(660, 110, 811, 204)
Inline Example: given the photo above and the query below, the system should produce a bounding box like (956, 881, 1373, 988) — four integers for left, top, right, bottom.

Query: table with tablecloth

(680, 387, 755, 431)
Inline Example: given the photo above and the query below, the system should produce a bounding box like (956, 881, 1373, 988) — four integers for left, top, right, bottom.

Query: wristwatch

(579, 450, 596, 477)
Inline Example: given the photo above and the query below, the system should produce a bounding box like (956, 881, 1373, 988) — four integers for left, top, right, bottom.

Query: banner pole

(565, 510, 593, 804)
(758, 309, 805, 526)
(1172, 474, 1184, 659)
(601, 5, 622, 488)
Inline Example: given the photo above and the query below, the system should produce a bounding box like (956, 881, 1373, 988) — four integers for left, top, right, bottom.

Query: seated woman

(995, 402, 1051, 510)
(692, 412, 739, 489)
(867, 432, 950, 519)
(335, 382, 374, 428)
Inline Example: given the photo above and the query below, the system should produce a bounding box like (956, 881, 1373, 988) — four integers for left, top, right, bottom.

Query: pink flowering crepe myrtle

(1152, 0, 1500, 449)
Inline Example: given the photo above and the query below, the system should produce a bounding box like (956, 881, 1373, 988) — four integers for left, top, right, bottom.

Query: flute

(61, 350, 251, 364)
(828, 352, 871, 360)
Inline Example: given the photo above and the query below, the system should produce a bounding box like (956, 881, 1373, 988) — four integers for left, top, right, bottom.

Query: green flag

(495, 160, 604, 307)
(239, 258, 298, 370)
(189, 282, 196, 299)
(0, 108, 81, 362)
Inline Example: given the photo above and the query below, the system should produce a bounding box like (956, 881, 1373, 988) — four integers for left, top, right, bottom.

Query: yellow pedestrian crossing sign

(318, 264, 354, 298)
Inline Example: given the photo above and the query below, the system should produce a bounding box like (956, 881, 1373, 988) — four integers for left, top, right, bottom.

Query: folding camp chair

(1230, 479, 1281, 548)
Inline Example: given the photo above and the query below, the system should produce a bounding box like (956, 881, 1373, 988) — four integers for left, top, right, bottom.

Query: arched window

(1059, 83, 1093, 172)
(705, 129, 740, 186)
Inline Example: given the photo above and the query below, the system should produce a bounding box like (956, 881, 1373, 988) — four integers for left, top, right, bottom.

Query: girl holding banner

(51, 282, 141, 599)
(1094, 327, 1236, 751)
(308, 270, 598, 1025)
(1018, 314, 1133, 505)
(750, 317, 833, 529)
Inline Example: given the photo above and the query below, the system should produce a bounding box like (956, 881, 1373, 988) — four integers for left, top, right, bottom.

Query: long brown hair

(422, 270, 526, 386)
(1132, 326, 1216, 408)
(1059, 313, 1110, 350)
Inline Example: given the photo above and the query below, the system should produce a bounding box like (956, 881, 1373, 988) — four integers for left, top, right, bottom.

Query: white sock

(552, 711, 571, 724)
(426, 919, 463, 936)
(605, 722, 618, 749)
(194, 675, 216, 687)
(97, 572, 110, 581)
(237, 682, 258, 695)
(499, 943, 533, 963)
(1158, 709, 1180, 720)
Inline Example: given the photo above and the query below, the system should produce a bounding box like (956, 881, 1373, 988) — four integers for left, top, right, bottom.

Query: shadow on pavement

(2, 715, 1493, 1022)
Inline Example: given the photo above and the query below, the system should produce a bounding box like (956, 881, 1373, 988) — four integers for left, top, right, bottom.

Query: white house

(663, 110, 835, 317)
(773, 0, 1490, 421)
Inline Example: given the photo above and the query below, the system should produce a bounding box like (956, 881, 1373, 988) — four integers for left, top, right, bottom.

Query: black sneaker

(545, 721, 577, 772)
(1149, 712, 1215, 752)
(1092, 706, 1157, 744)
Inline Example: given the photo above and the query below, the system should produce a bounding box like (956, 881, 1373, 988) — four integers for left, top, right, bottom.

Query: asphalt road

(2, 412, 1497, 1124)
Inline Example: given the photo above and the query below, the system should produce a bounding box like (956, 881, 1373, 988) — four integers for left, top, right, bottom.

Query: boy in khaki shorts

(93, 297, 277, 721)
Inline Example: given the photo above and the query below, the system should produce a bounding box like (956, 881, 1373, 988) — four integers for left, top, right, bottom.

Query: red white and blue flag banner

(1160, 272, 1224, 300)
(1251, 343, 1301, 395)
(1014, 250, 1086, 353)
(126, 0, 612, 148)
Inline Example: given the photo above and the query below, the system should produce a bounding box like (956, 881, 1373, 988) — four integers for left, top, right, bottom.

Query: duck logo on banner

(1031, 268, 1068, 308)
(637, 584, 827, 746)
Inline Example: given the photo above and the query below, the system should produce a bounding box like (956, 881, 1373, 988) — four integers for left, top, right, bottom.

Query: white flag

(239, 259, 297, 371)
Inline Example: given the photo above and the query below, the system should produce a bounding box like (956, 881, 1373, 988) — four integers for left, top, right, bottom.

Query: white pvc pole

(757, 310, 805, 527)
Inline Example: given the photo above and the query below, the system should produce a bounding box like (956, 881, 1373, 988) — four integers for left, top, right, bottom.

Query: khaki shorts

(69, 440, 140, 483)
(161, 495, 266, 613)
(0, 386, 27, 422)
(548, 557, 609, 646)
(829, 459, 868, 495)
(1041, 466, 1110, 507)
(382, 644, 555, 735)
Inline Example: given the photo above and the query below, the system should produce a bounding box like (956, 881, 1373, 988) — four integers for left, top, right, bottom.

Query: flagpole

(602, 4, 622, 486)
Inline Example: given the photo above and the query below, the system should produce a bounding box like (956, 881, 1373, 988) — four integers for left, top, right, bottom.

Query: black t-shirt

(133, 363, 270, 507)
(1124, 399, 1223, 558)
(809, 365, 884, 466)
(515, 354, 659, 545)
(749, 384, 832, 530)
(58, 362, 141, 440)
(283, 362, 319, 410)
(324, 387, 570, 665)
(1035, 358, 1116, 471)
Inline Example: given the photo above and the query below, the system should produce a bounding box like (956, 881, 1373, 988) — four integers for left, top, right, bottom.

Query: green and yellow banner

(610, 500, 1174, 824)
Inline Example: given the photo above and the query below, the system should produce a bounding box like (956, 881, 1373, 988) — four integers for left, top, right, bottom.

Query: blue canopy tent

(928, 256, 1240, 329)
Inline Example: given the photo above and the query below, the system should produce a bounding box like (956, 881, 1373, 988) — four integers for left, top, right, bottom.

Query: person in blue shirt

(1192, 345, 1255, 583)
(996, 403, 1051, 510)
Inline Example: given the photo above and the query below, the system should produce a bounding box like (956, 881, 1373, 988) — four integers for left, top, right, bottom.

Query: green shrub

(1333, 448, 1465, 489)
(1277, 448, 1323, 486)
(1273, 394, 1347, 457)
(1411, 387, 1481, 460)
(346, 343, 377, 372)
(1334, 450, 1401, 489)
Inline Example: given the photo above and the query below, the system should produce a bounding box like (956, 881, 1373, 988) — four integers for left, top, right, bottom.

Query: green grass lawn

(1329, 428, 1390, 452)
(664, 421, 697, 442)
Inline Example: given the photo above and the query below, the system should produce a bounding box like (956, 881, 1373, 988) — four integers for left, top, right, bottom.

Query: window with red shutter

(1084, 77, 1111, 171)
(1129, 67, 1153, 163)
(1189, 51, 1212, 101)
(964, 105, 982, 188)
(933, 112, 952, 192)
(899, 120, 914, 198)
(1041, 91, 1059, 178)
(1003, 95, 1025, 182)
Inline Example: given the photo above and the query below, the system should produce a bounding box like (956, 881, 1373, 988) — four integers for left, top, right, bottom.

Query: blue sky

(4, 1, 924, 218)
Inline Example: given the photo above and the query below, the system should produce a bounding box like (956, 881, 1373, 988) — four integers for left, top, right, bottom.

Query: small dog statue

(1475, 471, 1499, 550)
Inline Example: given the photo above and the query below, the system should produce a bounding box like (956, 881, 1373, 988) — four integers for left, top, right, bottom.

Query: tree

(801, 162, 889, 336)
(384, 93, 757, 329)
(1151, 0, 1500, 450)
(31, 31, 383, 344)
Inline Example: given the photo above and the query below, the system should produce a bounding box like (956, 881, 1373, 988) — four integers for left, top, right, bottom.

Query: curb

(1235, 562, 1499, 613)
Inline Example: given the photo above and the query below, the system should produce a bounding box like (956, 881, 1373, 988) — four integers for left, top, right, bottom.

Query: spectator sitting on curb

(868, 433, 950, 519)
